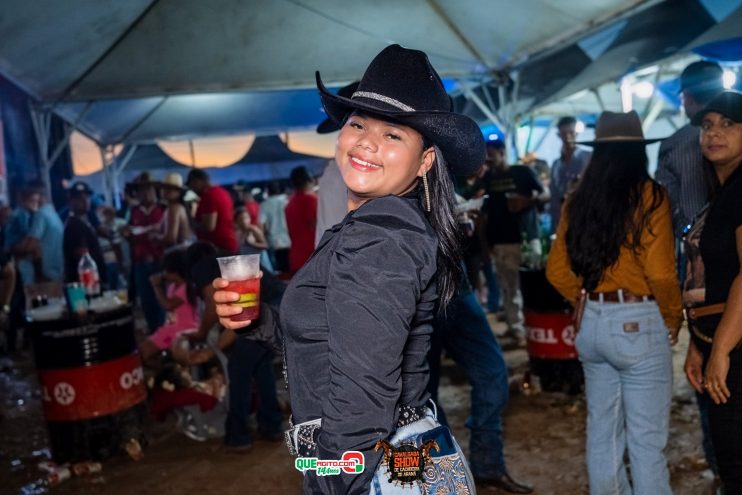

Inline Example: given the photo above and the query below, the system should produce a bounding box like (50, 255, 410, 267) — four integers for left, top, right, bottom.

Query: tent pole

(532, 118, 556, 154)
(28, 104, 53, 197)
(591, 88, 607, 111)
(29, 102, 93, 198)
(482, 84, 498, 116)
(461, 83, 505, 130)
(188, 140, 196, 167)
(524, 116, 535, 154)
(100, 146, 114, 205)
(111, 144, 138, 210)
(497, 83, 518, 161)
(426, 0, 489, 66)
(47, 102, 93, 166)
(642, 99, 664, 134)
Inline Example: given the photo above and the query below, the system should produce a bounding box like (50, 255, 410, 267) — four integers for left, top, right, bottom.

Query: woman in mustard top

(546, 111, 682, 495)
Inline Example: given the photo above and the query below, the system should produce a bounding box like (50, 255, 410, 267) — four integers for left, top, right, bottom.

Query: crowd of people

(0, 45, 741, 494)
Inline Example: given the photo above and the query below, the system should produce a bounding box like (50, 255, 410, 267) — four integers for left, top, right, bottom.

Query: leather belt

(686, 303, 726, 319)
(588, 290, 655, 303)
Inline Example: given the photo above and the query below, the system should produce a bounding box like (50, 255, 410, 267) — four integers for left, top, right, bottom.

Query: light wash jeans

(576, 299, 672, 495)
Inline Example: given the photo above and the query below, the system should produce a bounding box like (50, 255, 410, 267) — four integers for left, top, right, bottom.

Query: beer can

(64, 283, 88, 316)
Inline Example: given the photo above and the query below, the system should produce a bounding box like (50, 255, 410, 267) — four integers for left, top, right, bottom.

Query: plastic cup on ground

(217, 254, 261, 322)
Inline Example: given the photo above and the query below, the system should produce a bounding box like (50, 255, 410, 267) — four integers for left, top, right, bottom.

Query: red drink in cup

(226, 277, 261, 321)
(217, 254, 261, 323)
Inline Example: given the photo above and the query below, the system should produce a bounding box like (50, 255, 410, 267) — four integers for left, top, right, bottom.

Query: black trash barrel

(519, 268, 584, 394)
(28, 304, 147, 463)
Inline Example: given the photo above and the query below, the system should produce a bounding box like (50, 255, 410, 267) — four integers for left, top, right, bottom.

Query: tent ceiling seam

(53, 0, 163, 105)
(116, 96, 169, 145)
(282, 0, 473, 67)
(425, 0, 489, 68)
(508, 0, 660, 72)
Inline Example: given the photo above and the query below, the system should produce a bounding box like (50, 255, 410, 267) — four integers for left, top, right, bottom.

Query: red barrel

(520, 268, 583, 394)
(28, 305, 147, 463)
(524, 310, 577, 360)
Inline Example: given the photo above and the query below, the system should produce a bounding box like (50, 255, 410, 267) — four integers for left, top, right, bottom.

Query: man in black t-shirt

(63, 182, 105, 284)
(483, 140, 548, 342)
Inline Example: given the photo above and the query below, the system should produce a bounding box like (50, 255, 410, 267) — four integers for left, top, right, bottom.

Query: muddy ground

(1, 318, 716, 495)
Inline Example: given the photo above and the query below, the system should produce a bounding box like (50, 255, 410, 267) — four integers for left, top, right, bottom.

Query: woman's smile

(349, 155, 383, 172)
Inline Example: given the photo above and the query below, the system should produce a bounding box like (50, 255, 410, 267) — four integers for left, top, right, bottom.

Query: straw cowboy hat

(578, 111, 664, 145)
(159, 172, 186, 191)
(316, 44, 485, 174)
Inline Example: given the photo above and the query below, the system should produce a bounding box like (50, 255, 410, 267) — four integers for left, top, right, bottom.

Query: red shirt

(130, 204, 165, 263)
(285, 190, 318, 272)
(245, 199, 261, 226)
(195, 185, 238, 254)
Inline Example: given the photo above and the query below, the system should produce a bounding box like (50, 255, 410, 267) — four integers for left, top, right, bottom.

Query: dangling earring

(422, 173, 431, 213)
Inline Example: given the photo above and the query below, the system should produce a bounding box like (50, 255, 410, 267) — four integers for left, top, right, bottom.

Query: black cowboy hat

(316, 44, 484, 174)
(316, 81, 359, 134)
(577, 111, 664, 146)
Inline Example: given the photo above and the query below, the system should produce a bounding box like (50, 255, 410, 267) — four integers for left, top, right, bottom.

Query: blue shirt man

(3, 202, 35, 284)
(549, 117, 591, 232)
(28, 202, 64, 281)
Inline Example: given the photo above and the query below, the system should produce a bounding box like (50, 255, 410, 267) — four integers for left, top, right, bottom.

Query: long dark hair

(420, 141, 461, 309)
(565, 142, 664, 291)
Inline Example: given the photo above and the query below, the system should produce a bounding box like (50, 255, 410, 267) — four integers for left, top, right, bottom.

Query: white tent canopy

(1, 0, 741, 169)
(0, 0, 653, 102)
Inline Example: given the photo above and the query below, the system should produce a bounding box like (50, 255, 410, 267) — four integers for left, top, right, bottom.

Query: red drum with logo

(524, 310, 577, 359)
(28, 305, 147, 463)
(520, 268, 584, 394)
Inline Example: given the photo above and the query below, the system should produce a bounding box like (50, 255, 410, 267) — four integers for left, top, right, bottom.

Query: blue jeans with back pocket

(576, 299, 672, 495)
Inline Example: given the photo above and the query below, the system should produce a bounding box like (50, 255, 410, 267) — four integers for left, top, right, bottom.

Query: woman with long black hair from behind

(546, 111, 682, 495)
(213, 45, 484, 494)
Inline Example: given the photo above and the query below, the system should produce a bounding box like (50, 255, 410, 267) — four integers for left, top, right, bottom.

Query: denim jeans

(429, 290, 509, 478)
(696, 390, 719, 475)
(225, 338, 282, 447)
(482, 256, 501, 312)
(576, 299, 672, 495)
(706, 348, 742, 493)
(133, 261, 165, 333)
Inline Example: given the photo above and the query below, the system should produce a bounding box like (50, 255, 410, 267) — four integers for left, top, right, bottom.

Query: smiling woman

(213, 44, 484, 495)
(336, 112, 434, 209)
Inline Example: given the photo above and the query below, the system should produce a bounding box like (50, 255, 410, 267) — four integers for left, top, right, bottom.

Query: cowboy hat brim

(576, 136, 665, 146)
(316, 72, 484, 175)
(316, 117, 340, 135)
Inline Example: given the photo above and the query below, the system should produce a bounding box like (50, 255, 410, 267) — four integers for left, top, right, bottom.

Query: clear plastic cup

(217, 254, 261, 322)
